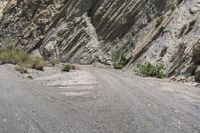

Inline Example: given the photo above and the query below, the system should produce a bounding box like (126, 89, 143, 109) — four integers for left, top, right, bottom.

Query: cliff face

(0, 0, 8, 19)
(0, 0, 200, 76)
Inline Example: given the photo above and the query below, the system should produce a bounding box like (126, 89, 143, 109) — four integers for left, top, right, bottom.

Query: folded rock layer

(0, 0, 200, 76)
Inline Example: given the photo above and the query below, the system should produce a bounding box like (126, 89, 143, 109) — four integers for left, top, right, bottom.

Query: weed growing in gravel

(0, 48, 29, 64)
(0, 48, 46, 71)
(112, 50, 127, 69)
(137, 62, 165, 79)
(29, 56, 45, 71)
(113, 63, 124, 70)
(61, 64, 76, 72)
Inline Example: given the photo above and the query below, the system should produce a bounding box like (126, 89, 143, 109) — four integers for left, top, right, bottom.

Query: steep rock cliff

(136, 0, 200, 77)
(0, 0, 8, 19)
(0, 0, 200, 76)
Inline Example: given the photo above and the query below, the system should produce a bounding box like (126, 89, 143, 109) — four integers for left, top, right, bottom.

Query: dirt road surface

(0, 64, 200, 133)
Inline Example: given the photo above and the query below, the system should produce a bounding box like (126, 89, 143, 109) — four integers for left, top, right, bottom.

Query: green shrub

(16, 51, 29, 64)
(113, 63, 123, 70)
(0, 48, 46, 71)
(111, 51, 118, 63)
(29, 56, 45, 71)
(1, 36, 15, 48)
(61, 64, 71, 72)
(0, 48, 29, 64)
(120, 52, 126, 65)
(193, 46, 200, 65)
(17, 56, 45, 71)
(112, 50, 127, 69)
(61, 64, 77, 72)
(137, 62, 165, 79)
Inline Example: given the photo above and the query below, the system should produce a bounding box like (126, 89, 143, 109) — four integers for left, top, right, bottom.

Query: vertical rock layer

(0, 0, 8, 20)
(0, 0, 200, 76)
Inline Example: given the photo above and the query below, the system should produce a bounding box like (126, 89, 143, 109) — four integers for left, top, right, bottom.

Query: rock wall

(0, 0, 8, 20)
(0, 0, 200, 76)
(136, 0, 200, 76)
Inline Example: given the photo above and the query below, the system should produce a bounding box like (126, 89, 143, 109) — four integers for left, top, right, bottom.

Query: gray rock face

(195, 66, 200, 83)
(0, 0, 8, 20)
(136, 0, 200, 76)
(0, 0, 200, 76)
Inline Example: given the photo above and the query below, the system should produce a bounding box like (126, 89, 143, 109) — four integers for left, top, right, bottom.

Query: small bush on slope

(0, 48, 29, 64)
(137, 62, 165, 79)
(61, 64, 76, 72)
(0, 48, 45, 71)
(112, 50, 127, 69)
(29, 56, 45, 71)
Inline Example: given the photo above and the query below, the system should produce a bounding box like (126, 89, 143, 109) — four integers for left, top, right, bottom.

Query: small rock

(169, 76, 176, 81)
(176, 75, 187, 83)
(190, 7, 198, 14)
(27, 75, 33, 79)
(194, 83, 200, 87)
(186, 76, 195, 82)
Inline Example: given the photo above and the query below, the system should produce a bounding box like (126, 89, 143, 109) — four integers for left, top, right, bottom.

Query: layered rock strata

(0, 0, 200, 76)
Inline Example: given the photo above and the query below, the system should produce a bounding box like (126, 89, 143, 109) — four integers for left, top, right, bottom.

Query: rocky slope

(0, 0, 8, 19)
(0, 0, 200, 77)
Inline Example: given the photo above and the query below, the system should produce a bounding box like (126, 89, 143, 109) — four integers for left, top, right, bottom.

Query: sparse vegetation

(0, 48, 29, 64)
(111, 52, 118, 63)
(112, 50, 127, 69)
(113, 63, 123, 70)
(137, 62, 165, 79)
(49, 58, 60, 66)
(29, 56, 45, 71)
(1, 36, 15, 48)
(61, 64, 76, 72)
(62, 64, 71, 72)
(0, 48, 46, 71)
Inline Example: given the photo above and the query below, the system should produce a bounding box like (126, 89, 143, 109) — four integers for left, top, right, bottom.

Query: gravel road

(0, 64, 200, 133)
